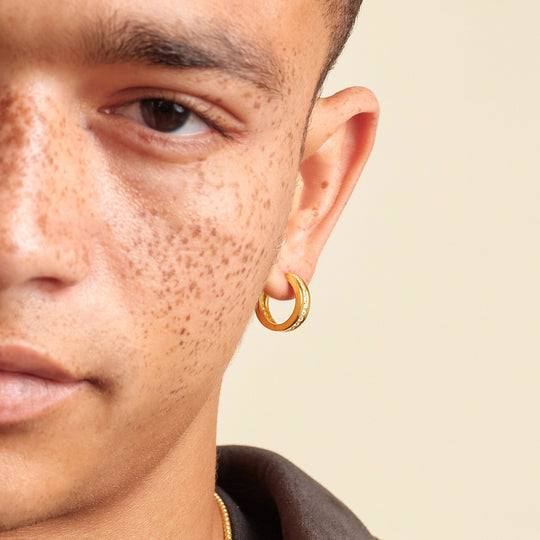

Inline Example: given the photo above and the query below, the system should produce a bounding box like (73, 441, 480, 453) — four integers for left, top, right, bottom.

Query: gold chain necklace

(214, 492, 232, 540)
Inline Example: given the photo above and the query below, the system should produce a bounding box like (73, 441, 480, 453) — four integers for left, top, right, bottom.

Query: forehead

(0, 0, 328, 93)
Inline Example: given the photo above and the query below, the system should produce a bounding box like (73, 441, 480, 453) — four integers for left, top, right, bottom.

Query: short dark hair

(318, 0, 363, 88)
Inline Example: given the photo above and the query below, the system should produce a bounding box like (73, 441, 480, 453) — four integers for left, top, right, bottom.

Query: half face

(0, 0, 330, 530)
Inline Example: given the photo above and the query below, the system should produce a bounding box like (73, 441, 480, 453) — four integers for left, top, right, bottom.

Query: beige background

(217, 1, 540, 538)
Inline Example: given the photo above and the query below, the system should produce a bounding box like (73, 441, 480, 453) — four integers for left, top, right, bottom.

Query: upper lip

(0, 343, 80, 382)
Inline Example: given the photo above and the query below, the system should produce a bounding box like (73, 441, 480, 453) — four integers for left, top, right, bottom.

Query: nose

(0, 84, 92, 290)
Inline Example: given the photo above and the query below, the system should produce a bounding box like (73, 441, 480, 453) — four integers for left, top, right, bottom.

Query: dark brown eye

(109, 96, 210, 137)
(140, 99, 191, 133)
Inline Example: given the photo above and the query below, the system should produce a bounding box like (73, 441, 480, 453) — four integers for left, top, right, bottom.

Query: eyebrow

(81, 14, 283, 96)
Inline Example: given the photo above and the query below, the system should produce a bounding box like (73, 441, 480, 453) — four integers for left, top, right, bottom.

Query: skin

(0, 0, 378, 538)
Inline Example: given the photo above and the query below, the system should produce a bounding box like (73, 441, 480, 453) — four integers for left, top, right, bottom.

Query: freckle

(36, 213, 48, 233)
(321, 181, 329, 189)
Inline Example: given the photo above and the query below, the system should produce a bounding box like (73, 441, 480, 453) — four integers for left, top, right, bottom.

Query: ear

(264, 86, 379, 299)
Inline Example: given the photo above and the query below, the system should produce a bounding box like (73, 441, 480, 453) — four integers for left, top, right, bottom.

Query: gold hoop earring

(255, 273, 311, 332)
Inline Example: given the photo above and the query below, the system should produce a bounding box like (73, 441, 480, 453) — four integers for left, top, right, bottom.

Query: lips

(0, 344, 84, 424)
(0, 343, 79, 381)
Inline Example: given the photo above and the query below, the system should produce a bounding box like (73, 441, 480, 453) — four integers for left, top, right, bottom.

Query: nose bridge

(0, 84, 91, 287)
(1, 85, 66, 198)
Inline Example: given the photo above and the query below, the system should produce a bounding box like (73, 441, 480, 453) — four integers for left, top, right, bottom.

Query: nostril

(32, 277, 69, 291)
(0, 239, 90, 290)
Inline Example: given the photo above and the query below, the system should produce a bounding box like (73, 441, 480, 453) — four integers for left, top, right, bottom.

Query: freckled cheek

(98, 148, 297, 376)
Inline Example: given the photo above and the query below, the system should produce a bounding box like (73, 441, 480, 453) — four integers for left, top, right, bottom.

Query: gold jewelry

(255, 273, 311, 332)
(214, 492, 232, 540)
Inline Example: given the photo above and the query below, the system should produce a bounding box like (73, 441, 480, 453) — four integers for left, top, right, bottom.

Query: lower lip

(0, 371, 82, 424)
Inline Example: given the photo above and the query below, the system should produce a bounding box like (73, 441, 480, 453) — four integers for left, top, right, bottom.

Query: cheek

(97, 145, 297, 401)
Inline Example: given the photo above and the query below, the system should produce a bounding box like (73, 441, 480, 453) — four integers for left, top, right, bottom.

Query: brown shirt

(216, 446, 377, 540)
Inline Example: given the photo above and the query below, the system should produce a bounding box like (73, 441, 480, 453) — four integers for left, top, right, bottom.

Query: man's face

(0, 0, 329, 528)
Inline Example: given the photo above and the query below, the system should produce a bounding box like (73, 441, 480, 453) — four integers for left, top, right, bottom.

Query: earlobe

(263, 86, 379, 300)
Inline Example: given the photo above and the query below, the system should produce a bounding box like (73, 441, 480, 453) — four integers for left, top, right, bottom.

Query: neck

(2, 390, 224, 540)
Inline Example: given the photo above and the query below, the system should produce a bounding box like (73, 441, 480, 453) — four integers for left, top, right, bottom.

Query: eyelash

(103, 89, 233, 140)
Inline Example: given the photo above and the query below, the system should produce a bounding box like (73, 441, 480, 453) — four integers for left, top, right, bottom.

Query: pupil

(140, 99, 190, 132)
